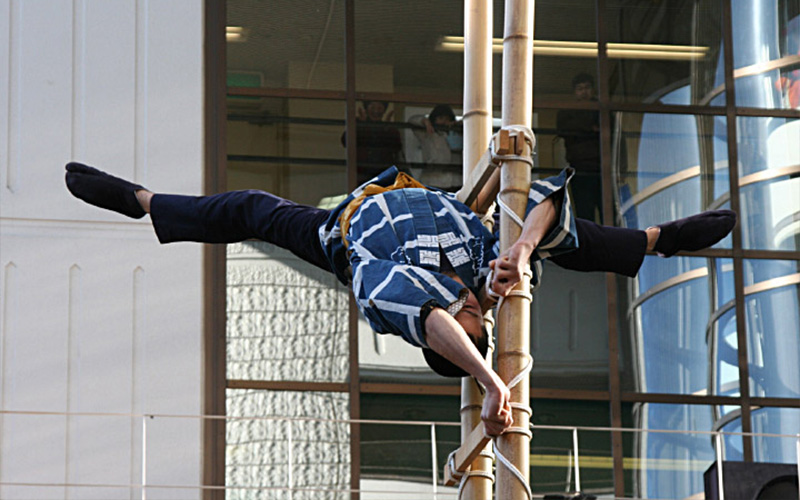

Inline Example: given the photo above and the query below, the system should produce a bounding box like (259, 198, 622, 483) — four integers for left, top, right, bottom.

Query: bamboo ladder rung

(442, 422, 492, 486)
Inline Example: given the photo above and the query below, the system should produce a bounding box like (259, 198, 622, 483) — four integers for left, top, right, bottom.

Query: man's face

(365, 101, 386, 121)
(454, 290, 486, 346)
(433, 115, 454, 129)
(574, 81, 594, 101)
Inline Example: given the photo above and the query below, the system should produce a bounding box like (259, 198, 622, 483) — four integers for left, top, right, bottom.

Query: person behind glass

(64, 162, 736, 436)
(341, 100, 403, 184)
(556, 72, 603, 223)
(408, 104, 463, 189)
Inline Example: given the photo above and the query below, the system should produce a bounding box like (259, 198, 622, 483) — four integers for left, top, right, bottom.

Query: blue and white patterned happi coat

(319, 166, 579, 348)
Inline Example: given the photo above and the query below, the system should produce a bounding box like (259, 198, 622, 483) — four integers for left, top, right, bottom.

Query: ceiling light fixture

(227, 26, 249, 43)
(438, 36, 709, 61)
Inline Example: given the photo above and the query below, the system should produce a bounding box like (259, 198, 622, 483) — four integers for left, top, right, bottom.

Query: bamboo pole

(496, 0, 534, 498)
(461, 1, 494, 499)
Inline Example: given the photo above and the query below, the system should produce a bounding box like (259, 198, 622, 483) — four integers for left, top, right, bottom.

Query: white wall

(0, 1, 204, 498)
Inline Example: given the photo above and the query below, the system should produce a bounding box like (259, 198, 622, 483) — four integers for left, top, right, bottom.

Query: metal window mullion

(721, 0, 753, 462)
(594, 0, 626, 496)
(343, 3, 361, 500)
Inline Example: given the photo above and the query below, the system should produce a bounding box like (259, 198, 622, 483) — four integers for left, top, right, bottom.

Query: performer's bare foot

(65, 162, 149, 218)
(646, 210, 737, 257)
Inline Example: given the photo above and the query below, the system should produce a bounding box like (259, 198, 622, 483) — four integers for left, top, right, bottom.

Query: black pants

(149, 190, 648, 277)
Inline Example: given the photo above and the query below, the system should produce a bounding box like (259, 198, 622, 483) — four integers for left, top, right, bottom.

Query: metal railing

(0, 409, 797, 500)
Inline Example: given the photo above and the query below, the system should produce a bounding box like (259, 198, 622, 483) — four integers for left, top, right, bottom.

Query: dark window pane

(354, 0, 466, 97)
(227, 0, 345, 91)
(604, 0, 725, 105)
(533, 1, 598, 106)
(227, 97, 347, 204)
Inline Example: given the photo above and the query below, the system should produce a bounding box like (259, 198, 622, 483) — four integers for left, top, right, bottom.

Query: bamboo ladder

(450, 0, 535, 498)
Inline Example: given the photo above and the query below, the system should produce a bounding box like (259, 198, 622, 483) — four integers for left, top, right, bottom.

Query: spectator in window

(557, 73, 603, 222)
(341, 100, 403, 184)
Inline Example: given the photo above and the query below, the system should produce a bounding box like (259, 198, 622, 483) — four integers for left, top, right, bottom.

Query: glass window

(355, 0, 467, 96)
(622, 256, 733, 395)
(743, 259, 800, 399)
(736, 116, 800, 251)
(604, 0, 726, 105)
(709, 259, 739, 399)
(226, 389, 350, 498)
(537, 104, 605, 224)
(732, 1, 800, 109)
(226, 0, 345, 91)
(621, 403, 743, 500)
(613, 112, 731, 235)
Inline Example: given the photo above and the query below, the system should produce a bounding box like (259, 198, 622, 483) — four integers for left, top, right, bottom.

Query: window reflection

(751, 407, 800, 464)
(613, 113, 730, 234)
(736, 116, 800, 251)
(624, 403, 743, 500)
(732, 0, 800, 109)
(625, 257, 713, 395)
(621, 255, 736, 396)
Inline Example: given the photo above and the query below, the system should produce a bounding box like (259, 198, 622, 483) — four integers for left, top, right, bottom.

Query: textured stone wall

(226, 390, 350, 499)
(226, 241, 349, 382)
(226, 242, 350, 497)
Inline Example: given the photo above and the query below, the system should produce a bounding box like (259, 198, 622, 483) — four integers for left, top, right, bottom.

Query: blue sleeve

(526, 167, 579, 261)
(351, 259, 467, 348)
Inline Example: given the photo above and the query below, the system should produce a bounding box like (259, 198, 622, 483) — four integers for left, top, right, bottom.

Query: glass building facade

(209, 0, 800, 498)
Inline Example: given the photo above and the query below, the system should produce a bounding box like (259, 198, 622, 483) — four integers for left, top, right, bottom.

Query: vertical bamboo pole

(461, 1, 494, 500)
(496, 0, 534, 498)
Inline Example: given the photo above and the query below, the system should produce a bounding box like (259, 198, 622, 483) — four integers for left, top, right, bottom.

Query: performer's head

(423, 288, 490, 378)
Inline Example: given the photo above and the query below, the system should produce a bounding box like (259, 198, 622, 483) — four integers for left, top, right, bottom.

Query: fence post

(715, 432, 725, 500)
(572, 427, 581, 493)
(431, 424, 438, 499)
(142, 415, 148, 500)
(287, 419, 293, 500)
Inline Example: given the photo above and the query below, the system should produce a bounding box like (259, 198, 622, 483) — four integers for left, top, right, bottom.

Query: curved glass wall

(743, 259, 800, 399)
(732, 0, 800, 110)
(737, 116, 800, 251)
